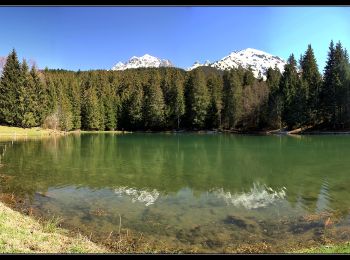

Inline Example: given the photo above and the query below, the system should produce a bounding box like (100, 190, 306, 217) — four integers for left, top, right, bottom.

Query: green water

(1, 133, 350, 252)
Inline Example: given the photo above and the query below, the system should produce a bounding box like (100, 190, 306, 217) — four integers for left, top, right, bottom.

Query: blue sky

(0, 7, 349, 71)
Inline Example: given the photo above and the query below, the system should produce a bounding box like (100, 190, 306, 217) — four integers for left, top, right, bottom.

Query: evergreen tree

(103, 83, 117, 130)
(206, 74, 223, 129)
(320, 41, 350, 128)
(341, 49, 350, 125)
(334, 43, 350, 127)
(265, 66, 282, 129)
(290, 77, 308, 128)
(31, 66, 46, 125)
(42, 73, 58, 126)
(143, 71, 165, 129)
(68, 76, 82, 130)
(300, 44, 322, 125)
(167, 70, 185, 129)
(0, 49, 22, 125)
(243, 67, 255, 86)
(58, 92, 74, 131)
(20, 61, 39, 127)
(280, 54, 300, 128)
(82, 83, 101, 130)
(126, 78, 143, 130)
(18, 60, 30, 127)
(184, 69, 210, 129)
(222, 70, 243, 129)
(320, 40, 337, 127)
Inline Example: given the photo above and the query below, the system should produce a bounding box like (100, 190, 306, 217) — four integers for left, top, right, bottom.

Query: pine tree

(82, 83, 101, 130)
(31, 66, 46, 125)
(21, 61, 44, 127)
(143, 71, 165, 129)
(320, 41, 350, 128)
(42, 73, 58, 126)
(68, 76, 82, 130)
(184, 69, 210, 129)
(17, 59, 30, 127)
(300, 44, 322, 126)
(103, 83, 117, 130)
(266, 66, 282, 129)
(58, 92, 74, 131)
(222, 69, 243, 129)
(334, 43, 350, 127)
(280, 54, 300, 129)
(206, 74, 223, 129)
(243, 67, 255, 86)
(290, 77, 308, 128)
(127, 78, 143, 130)
(0, 49, 22, 126)
(168, 70, 185, 129)
(321, 40, 337, 127)
(341, 49, 350, 126)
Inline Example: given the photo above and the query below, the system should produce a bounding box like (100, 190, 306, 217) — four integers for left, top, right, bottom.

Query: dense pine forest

(0, 40, 349, 132)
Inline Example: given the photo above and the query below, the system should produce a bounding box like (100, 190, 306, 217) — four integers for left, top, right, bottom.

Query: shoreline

(2, 125, 350, 138)
(0, 200, 108, 253)
(0, 126, 69, 138)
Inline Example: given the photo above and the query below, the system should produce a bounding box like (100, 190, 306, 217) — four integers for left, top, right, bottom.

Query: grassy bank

(294, 242, 350, 253)
(1, 199, 349, 254)
(0, 202, 108, 253)
(0, 126, 130, 138)
(0, 126, 67, 137)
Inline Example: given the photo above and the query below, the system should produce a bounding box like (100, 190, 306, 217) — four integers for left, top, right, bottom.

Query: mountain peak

(141, 54, 153, 59)
(211, 48, 286, 79)
(111, 48, 286, 79)
(111, 54, 173, 71)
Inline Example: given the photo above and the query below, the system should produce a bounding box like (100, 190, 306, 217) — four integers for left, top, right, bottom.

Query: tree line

(0, 41, 349, 132)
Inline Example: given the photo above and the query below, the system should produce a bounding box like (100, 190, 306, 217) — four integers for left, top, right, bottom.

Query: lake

(1, 133, 350, 252)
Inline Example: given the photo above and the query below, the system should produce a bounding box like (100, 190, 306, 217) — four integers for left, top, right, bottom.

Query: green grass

(296, 243, 350, 253)
(42, 216, 63, 233)
(0, 125, 131, 139)
(0, 125, 61, 137)
(0, 202, 108, 253)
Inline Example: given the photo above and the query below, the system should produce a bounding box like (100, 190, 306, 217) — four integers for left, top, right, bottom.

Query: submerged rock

(223, 215, 257, 232)
(224, 215, 248, 228)
(289, 220, 324, 234)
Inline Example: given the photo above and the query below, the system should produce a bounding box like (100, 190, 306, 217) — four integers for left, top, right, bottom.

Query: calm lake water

(1, 133, 350, 252)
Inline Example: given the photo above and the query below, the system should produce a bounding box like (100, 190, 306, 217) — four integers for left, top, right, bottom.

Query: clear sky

(0, 7, 349, 72)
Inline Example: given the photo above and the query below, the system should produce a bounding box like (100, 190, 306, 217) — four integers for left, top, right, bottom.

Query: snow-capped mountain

(187, 48, 286, 79)
(111, 54, 173, 71)
(186, 60, 211, 71)
(111, 49, 286, 80)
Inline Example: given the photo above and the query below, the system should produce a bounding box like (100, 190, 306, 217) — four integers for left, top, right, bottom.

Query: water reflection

(114, 187, 160, 206)
(0, 134, 350, 215)
(211, 184, 287, 209)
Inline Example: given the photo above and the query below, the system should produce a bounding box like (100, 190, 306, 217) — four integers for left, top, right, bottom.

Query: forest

(0, 40, 349, 132)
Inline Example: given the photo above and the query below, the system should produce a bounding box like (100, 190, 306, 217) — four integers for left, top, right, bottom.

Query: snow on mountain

(186, 61, 202, 71)
(211, 48, 286, 79)
(187, 48, 286, 79)
(111, 54, 173, 71)
(186, 60, 211, 71)
(111, 49, 286, 80)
